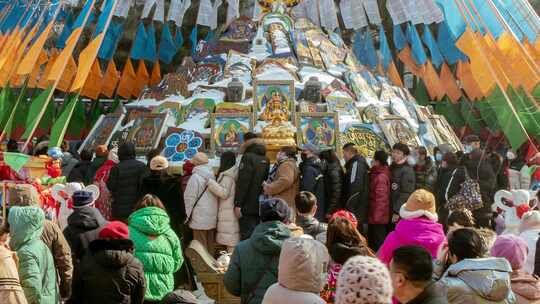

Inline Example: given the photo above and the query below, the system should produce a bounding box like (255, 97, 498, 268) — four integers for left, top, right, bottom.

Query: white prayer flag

(319, 0, 339, 31)
(340, 0, 367, 29)
(386, 0, 408, 25)
(363, 0, 381, 25)
(114, 0, 133, 17)
(305, 0, 320, 26)
(142, 0, 156, 18)
(168, 0, 192, 26)
(196, 0, 222, 29)
(226, 0, 240, 25)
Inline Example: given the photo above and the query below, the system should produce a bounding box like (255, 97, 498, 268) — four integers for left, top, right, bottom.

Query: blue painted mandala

(163, 130, 203, 162)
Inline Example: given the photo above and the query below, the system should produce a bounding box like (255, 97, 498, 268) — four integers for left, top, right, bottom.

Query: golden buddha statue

(260, 89, 296, 148)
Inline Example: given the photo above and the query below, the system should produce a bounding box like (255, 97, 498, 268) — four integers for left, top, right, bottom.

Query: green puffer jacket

(224, 221, 291, 304)
(128, 207, 183, 301)
(8, 206, 58, 304)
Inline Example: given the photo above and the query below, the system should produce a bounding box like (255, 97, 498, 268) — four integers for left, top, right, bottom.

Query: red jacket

(368, 165, 391, 224)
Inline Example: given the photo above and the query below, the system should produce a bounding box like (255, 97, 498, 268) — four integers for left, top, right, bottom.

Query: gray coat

(439, 258, 516, 304)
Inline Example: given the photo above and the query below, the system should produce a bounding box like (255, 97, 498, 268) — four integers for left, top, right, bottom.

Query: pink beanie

(335, 255, 393, 304)
(490, 235, 529, 270)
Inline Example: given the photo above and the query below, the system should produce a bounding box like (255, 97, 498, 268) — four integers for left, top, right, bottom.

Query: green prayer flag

(49, 93, 80, 147)
(487, 86, 528, 149)
(474, 99, 501, 133)
(3, 152, 30, 172)
(2, 83, 27, 138)
(0, 86, 14, 131)
(433, 97, 466, 129)
(65, 96, 86, 140)
(21, 87, 54, 140)
(459, 99, 483, 134)
(509, 86, 540, 136)
(415, 79, 430, 106)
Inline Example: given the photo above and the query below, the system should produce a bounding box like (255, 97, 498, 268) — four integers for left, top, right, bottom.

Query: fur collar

(399, 204, 438, 222)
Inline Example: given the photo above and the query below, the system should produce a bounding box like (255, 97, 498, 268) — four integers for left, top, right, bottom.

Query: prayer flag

(101, 60, 120, 98)
(150, 61, 161, 86)
(116, 58, 136, 99)
(158, 24, 177, 64)
(133, 60, 149, 97)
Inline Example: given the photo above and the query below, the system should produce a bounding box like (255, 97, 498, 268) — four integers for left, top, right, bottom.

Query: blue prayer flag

(131, 22, 148, 60)
(435, 0, 466, 41)
(190, 25, 198, 55)
(406, 23, 427, 65)
(364, 31, 378, 70)
(353, 30, 366, 66)
(393, 25, 407, 50)
(175, 27, 184, 49)
(422, 24, 444, 68)
(142, 22, 157, 61)
(379, 25, 392, 71)
(204, 30, 214, 42)
(158, 24, 177, 64)
(98, 21, 123, 60)
(437, 21, 468, 65)
(56, 13, 74, 49)
(94, 0, 114, 36)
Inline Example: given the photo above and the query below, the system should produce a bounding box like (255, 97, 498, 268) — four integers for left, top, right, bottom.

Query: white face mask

(463, 145, 473, 154)
(407, 155, 417, 166)
(506, 151, 516, 160)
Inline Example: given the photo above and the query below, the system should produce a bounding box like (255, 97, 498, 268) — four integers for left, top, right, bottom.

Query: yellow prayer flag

(48, 28, 83, 82)
(38, 50, 59, 89)
(456, 60, 483, 101)
(116, 58, 137, 99)
(81, 59, 103, 100)
(132, 60, 149, 98)
(27, 50, 48, 88)
(101, 60, 120, 98)
(17, 21, 55, 76)
(439, 63, 462, 103)
(388, 60, 403, 87)
(150, 61, 161, 87)
(421, 60, 445, 101)
(397, 46, 425, 77)
(481, 33, 512, 90)
(524, 39, 540, 67)
(70, 33, 105, 92)
(56, 56, 77, 92)
(496, 32, 540, 92)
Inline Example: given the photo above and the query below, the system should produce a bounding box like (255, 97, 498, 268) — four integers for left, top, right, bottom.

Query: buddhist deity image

(132, 119, 157, 148)
(299, 116, 336, 148)
(214, 118, 250, 149)
(255, 81, 294, 123)
(260, 88, 290, 123)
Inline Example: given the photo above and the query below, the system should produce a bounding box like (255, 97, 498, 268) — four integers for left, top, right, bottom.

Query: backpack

(445, 167, 483, 212)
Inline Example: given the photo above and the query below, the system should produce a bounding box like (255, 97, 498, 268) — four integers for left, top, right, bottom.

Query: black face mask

(301, 152, 308, 162)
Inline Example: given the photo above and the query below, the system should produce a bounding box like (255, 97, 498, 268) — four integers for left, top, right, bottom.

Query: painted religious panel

(78, 113, 124, 154)
(253, 80, 295, 122)
(326, 95, 358, 116)
(429, 115, 464, 152)
(162, 128, 205, 163)
(340, 124, 389, 159)
(215, 103, 252, 114)
(153, 102, 183, 125)
(299, 101, 326, 113)
(211, 113, 254, 155)
(377, 116, 422, 148)
(296, 112, 339, 153)
(124, 113, 168, 156)
(183, 98, 216, 124)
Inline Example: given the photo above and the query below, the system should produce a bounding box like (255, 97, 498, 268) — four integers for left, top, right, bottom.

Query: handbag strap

(186, 184, 209, 224)
(445, 168, 458, 201)
(245, 256, 277, 303)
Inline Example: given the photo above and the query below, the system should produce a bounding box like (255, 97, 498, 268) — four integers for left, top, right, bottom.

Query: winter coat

(235, 139, 270, 216)
(41, 219, 73, 299)
(61, 152, 79, 177)
(140, 172, 186, 227)
(208, 166, 240, 247)
(128, 207, 182, 301)
(378, 217, 446, 265)
(519, 229, 540, 274)
(69, 239, 146, 304)
(434, 166, 466, 225)
(439, 258, 516, 304)
(93, 159, 116, 220)
(184, 164, 218, 230)
(343, 155, 370, 223)
(0, 245, 28, 304)
(295, 214, 327, 239)
(300, 158, 326, 220)
(224, 221, 292, 304)
(535, 237, 540, 277)
(63, 206, 108, 266)
(107, 143, 148, 221)
(265, 159, 299, 213)
(408, 282, 448, 304)
(88, 156, 107, 182)
(510, 270, 540, 304)
(368, 165, 391, 225)
(390, 162, 416, 214)
(8, 206, 59, 304)
(414, 159, 438, 192)
(68, 160, 92, 185)
(322, 161, 344, 214)
(462, 149, 497, 214)
(262, 238, 328, 304)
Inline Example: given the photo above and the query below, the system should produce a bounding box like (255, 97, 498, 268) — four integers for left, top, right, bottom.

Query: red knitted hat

(98, 221, 129, 240)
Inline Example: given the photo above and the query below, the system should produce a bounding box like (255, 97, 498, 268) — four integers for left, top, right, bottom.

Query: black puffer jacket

(234, 139, 270, 216)
(63, 207, 108, 265)
(435, 165, 466, 226)
(322, 160, 344, 215)
(462, 149, 496, 214)
(390, 162, 416, 214)
(68, 160, 92, 185)
(107, 143, 148, 221)
(300, 157, 326, 220)
(69, 239, 145, 304)
(343, 155, 369, 223)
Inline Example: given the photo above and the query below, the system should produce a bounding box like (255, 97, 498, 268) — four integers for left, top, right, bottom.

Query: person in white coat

(208, 151, 240, 252)
(262, 237, 329, 304)
(519, 211, 540, 274)
(184, 152, 218, 254)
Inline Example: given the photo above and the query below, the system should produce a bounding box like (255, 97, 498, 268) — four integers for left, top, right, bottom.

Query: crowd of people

(1, 132, 540, 304)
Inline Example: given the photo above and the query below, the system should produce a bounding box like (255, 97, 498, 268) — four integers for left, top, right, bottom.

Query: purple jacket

(378, 217, 446, 265)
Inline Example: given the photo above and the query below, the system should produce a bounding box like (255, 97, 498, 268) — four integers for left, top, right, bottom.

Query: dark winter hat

(300, 143, 320, 155)
(72, 191, 95, 208)
(392, 143, 410, 155)
(260, 198, 291, 223)
(161, 290, 198, 304)
(464, 134, 481, 144)
(98, 221, 129, 240)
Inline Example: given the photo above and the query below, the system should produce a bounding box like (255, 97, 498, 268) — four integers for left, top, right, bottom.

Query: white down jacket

(184, 164, 218, 230)
(208, 166, 240, 247)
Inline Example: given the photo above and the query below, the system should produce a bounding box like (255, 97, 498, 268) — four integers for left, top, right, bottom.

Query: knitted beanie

(490, 234, 528, 270)
(399, 189, 438, 221)
(98, 221, 129, 240)
(335, 255, 393, 304)
(191, 152, 209, 166)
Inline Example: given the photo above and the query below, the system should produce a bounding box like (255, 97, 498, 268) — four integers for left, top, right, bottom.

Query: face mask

(506, 151, 516, 160)
(463, 145, 473, 154)
(407, 155, 417, 166)
(435, 152, 443, 162)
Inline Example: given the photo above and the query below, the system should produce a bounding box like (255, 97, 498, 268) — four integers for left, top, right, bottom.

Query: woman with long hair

(128, 194, 183, 303)
(319, 149, 344, 217)
(207, 151, 240, 251)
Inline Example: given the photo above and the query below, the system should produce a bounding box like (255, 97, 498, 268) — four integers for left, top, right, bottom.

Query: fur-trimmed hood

(240, 138, 266, 156)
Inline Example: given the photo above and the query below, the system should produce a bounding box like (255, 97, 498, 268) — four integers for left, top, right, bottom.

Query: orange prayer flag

(388, 60, 403, 87)
(116, 58, 137, 99)
(48, 28, 83, 82)
(81, 59, 103, 100)
(27, 50, 48, 88)
(150, 61, 161, 87)
(101, 60, 120, 98)
(56, 56, 77, 92)
(480, 33, 511, 90)
(397, 46, 425, 77)
(496, 32, 540, 92)
(524, 38, 540, 67)
(456, 60, 483, 101)
(421, 60, 445, 101)
(17, 21, 55, 76)
(132, 60, 149, 98)
(71, 33, 105, 92)
(0, 29, 22, 71)
(38, 50, 59, 89)
(439, 63, 462, 103)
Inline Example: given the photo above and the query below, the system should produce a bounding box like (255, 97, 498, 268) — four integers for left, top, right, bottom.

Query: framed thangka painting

(153, 102, 182, 125)
(78, 113, 124, 154)
(296, 112, 339, 153)
(253, 80, 295, 122)
(377, 116, 422, 149)
(210, 113, 254, 156)
(125, 113, 169, 156)
(162, 128, 205, 163)
(429, 115, 463, 152)
(183, 98, 216, 126)
(340, 124, 389, 159)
